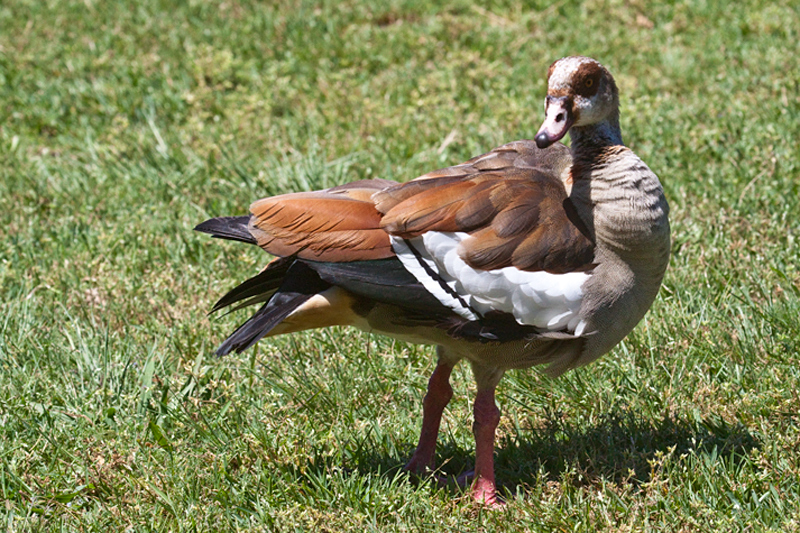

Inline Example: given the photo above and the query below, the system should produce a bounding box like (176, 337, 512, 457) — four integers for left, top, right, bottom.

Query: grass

(1, 0, 799, 530)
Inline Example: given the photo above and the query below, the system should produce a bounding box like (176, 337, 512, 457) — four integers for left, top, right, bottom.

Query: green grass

(1, 0, 799, 530)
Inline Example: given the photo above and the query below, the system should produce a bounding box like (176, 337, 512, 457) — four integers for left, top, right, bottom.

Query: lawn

(1, 0, 799, 531)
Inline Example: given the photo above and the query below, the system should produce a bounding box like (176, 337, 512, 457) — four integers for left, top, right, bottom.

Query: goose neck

(569, 114, 624, 157)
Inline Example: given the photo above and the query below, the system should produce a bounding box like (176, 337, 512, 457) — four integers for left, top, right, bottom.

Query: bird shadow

(291, 408, 760, 500)
(491, 409, 760, 495)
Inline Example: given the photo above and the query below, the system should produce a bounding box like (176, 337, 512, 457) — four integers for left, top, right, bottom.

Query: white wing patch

(391, 232, 590, 334)
(391, 236, 481, 321)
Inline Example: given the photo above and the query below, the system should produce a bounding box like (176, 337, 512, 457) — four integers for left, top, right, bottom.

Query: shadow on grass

(492, 410, 760, 493)
(293, 409, 760, 499)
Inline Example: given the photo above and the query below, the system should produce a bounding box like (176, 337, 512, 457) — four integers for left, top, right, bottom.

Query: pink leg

(470, 387, 502, 506)
(405, 356, 455, 474)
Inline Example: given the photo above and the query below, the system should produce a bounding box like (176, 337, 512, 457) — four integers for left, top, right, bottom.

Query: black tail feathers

(197, 215, 331, 355)
(215, 294, 308, 356)
(213, 260, 331, 356)
(210, 257, 294, 314)
(195, 216, 256, 245)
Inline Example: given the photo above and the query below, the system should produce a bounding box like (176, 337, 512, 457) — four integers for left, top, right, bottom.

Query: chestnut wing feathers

(248, 141, 593, 275)
(248, 180, 395, 262)
(375, 141, 594, 273)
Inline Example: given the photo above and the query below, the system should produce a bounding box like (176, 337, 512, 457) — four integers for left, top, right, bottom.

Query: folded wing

(212, 141, 596, 338)
(374, 141, 594, 273)
(248, 179, 396, 262)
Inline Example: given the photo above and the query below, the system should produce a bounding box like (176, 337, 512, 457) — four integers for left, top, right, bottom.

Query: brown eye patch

(573, 62, 603, 97)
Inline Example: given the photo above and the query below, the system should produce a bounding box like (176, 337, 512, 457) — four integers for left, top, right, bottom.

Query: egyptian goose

(196, 56, 670, 506)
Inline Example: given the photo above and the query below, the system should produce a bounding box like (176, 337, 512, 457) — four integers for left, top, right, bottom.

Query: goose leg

(405, 347, 456, 474)
(469, 363, 504, 506)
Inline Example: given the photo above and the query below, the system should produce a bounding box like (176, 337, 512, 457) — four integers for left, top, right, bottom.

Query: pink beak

(535, 96, 574, 149)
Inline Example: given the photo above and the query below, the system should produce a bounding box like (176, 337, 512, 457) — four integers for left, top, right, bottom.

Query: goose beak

(535, 96, 574, 149)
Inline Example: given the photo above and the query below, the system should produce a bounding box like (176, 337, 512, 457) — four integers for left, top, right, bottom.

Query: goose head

(535, 56, 621, 149)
